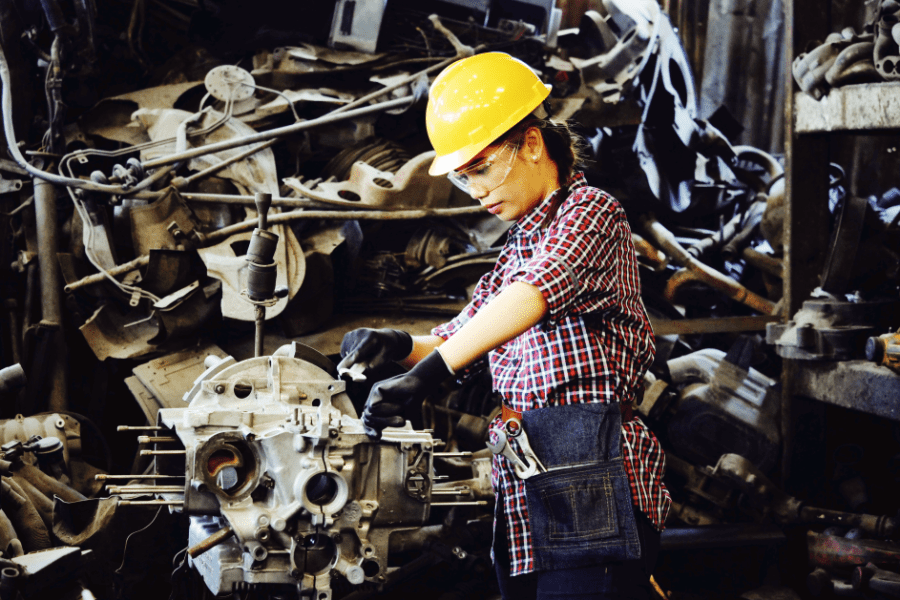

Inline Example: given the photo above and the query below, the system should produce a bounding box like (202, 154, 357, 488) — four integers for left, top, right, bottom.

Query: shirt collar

(512, 171, 588, 235)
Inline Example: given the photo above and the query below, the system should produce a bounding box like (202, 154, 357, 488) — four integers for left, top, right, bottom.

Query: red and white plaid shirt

(433, 173, 671, 576)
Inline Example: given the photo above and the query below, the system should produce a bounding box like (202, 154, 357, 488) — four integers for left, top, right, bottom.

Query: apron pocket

(541, 467, 618, 541)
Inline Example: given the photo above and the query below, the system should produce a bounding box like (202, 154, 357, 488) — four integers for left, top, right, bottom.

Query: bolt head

(214, 384, 226, 394)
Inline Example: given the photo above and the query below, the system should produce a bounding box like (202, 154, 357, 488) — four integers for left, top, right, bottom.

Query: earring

(532, 155, 538, 161)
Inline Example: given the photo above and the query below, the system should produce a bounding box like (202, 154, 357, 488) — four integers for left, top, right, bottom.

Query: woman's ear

(523, 127, 544, 162)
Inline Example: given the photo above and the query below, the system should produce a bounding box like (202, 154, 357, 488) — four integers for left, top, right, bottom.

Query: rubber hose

(13, 463, 86, 503)
(0, 479, 51, 552)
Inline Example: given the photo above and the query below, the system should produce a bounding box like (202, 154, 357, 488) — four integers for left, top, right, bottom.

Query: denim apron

(520, 402, 641, 571)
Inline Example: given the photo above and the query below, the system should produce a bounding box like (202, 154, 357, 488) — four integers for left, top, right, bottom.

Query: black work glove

(336, 328, 413, 377)
(362, 350, 453, 439)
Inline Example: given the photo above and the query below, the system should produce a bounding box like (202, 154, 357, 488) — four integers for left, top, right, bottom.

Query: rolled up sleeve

(509, 202, 625, 320)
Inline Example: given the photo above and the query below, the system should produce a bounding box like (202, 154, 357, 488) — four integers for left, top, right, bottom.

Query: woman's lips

(486, 203, 503, 215)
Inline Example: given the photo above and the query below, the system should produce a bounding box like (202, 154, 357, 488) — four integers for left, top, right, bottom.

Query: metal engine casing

(157, 343, 436, 597)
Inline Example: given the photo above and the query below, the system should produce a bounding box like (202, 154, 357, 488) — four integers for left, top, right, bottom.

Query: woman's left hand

(362, 350, 452, 439)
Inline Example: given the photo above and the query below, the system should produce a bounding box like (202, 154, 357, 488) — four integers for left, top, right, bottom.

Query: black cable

(115, 506, 163, 574)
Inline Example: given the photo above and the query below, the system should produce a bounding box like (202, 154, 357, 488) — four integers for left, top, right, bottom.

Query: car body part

(284, 152, 453, 209)
(132, 342, 489, 597)
(667, 348, 781, 472)
(875, 0, 900, 81)
(568, 0, 659, 104)
(766, 297, 900, 360)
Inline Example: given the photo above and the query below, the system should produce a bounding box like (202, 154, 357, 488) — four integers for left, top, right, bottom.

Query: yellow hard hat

(426, 52, 552, 176)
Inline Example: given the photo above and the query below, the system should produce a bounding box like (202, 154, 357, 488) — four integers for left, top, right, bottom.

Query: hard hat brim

(428, 82, 553, 176)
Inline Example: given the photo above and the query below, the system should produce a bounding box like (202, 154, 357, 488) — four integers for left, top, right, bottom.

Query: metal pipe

(136, 436, 179, 444)
(188, 525, 235, 559)
(64, 255, 150, 293)
(4, 301, 20, 365)
(641, 214, 777, 315)
(95, 474, 183, 480)
(33, 179, 61, 326)
(139, 450, 186, 456)
(742, 247, 784, 278)
(118, 500, 183, 506)
(142, 96, 414, 169)
(177, 139, 278, 187)
(107, 486, 185, 494)
(32, 178, 67, 412)
(117, 425, 164, 431)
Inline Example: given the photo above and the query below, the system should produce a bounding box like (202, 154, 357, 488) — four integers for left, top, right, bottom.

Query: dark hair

(500, 116, 588, 189)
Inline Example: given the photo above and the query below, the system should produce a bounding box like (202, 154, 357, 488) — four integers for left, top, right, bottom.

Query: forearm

(398, 335, 445, 369)
(438, 281, 548, 372)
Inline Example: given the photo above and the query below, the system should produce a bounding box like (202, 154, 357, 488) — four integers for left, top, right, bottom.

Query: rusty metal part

(641, 214, 777, 314)
(632, 233, 668, 271)
(808, 531, 900, 572)
(742, 247, 784, 278)
(866, 330, 900, 373)
(188, 525, 235, 559)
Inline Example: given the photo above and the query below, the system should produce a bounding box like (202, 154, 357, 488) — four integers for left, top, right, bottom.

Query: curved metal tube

(641, 215, 777, 315)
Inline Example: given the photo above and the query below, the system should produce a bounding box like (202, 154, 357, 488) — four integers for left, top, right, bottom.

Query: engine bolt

(214, 384, 226, 394)
(329, 428, 339, 438)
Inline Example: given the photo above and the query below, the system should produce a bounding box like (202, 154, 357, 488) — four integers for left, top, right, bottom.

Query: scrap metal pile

(0, 0, 899, 598)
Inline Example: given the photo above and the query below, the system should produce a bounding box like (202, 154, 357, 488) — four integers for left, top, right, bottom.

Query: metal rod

(118, 500, 184, 506)
(63, 204, 486, 294)
(202, 205, 486, 245)
(117, 425, 164, 431)
(140, 450, 186, 456)
(430, 489, 470, 495)
(429, 501, 489, 506)
(188, 526, 235, 559)
(254, 305, 265, 358)
(65, 255, 150, 293)
(107, 486, 185, 493)
(432, 452, 473, 457)
(137, 436, 179, 444)
(96, 474, 184, 480)
(142, 96, 414, 169)
(180, 139, 277, 186)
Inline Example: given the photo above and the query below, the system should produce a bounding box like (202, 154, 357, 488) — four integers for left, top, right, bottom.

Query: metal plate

(204, 65, 256, 103)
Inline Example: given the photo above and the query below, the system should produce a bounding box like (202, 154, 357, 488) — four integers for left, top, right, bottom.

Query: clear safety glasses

(447, 141, 520, 196)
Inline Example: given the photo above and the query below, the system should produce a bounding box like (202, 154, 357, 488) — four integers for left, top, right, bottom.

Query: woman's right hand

(336, 328, 413, 378)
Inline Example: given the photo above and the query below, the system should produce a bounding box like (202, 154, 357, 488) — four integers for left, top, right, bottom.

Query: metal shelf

(795, 82, 900, 133)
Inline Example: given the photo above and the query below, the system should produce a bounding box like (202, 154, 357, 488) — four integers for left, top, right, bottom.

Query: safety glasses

(447, 141, 520, 196)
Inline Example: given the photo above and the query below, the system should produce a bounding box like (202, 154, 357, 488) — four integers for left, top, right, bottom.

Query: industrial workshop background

(1, 0, 899, 598)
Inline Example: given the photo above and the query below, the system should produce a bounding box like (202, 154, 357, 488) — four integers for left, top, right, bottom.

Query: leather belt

(501, 402, 634, 424)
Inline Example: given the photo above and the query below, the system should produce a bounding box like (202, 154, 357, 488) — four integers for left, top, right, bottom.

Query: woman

(337, 52, 671, 600)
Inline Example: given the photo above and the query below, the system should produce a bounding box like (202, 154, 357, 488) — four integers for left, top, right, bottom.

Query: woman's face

(452, 128, 557, 222)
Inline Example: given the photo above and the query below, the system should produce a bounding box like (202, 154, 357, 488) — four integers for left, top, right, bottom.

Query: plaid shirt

(433, 173, 671, 576)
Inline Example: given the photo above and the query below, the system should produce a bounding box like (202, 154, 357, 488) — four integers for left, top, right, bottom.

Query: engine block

(156, 343, 440, 597)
